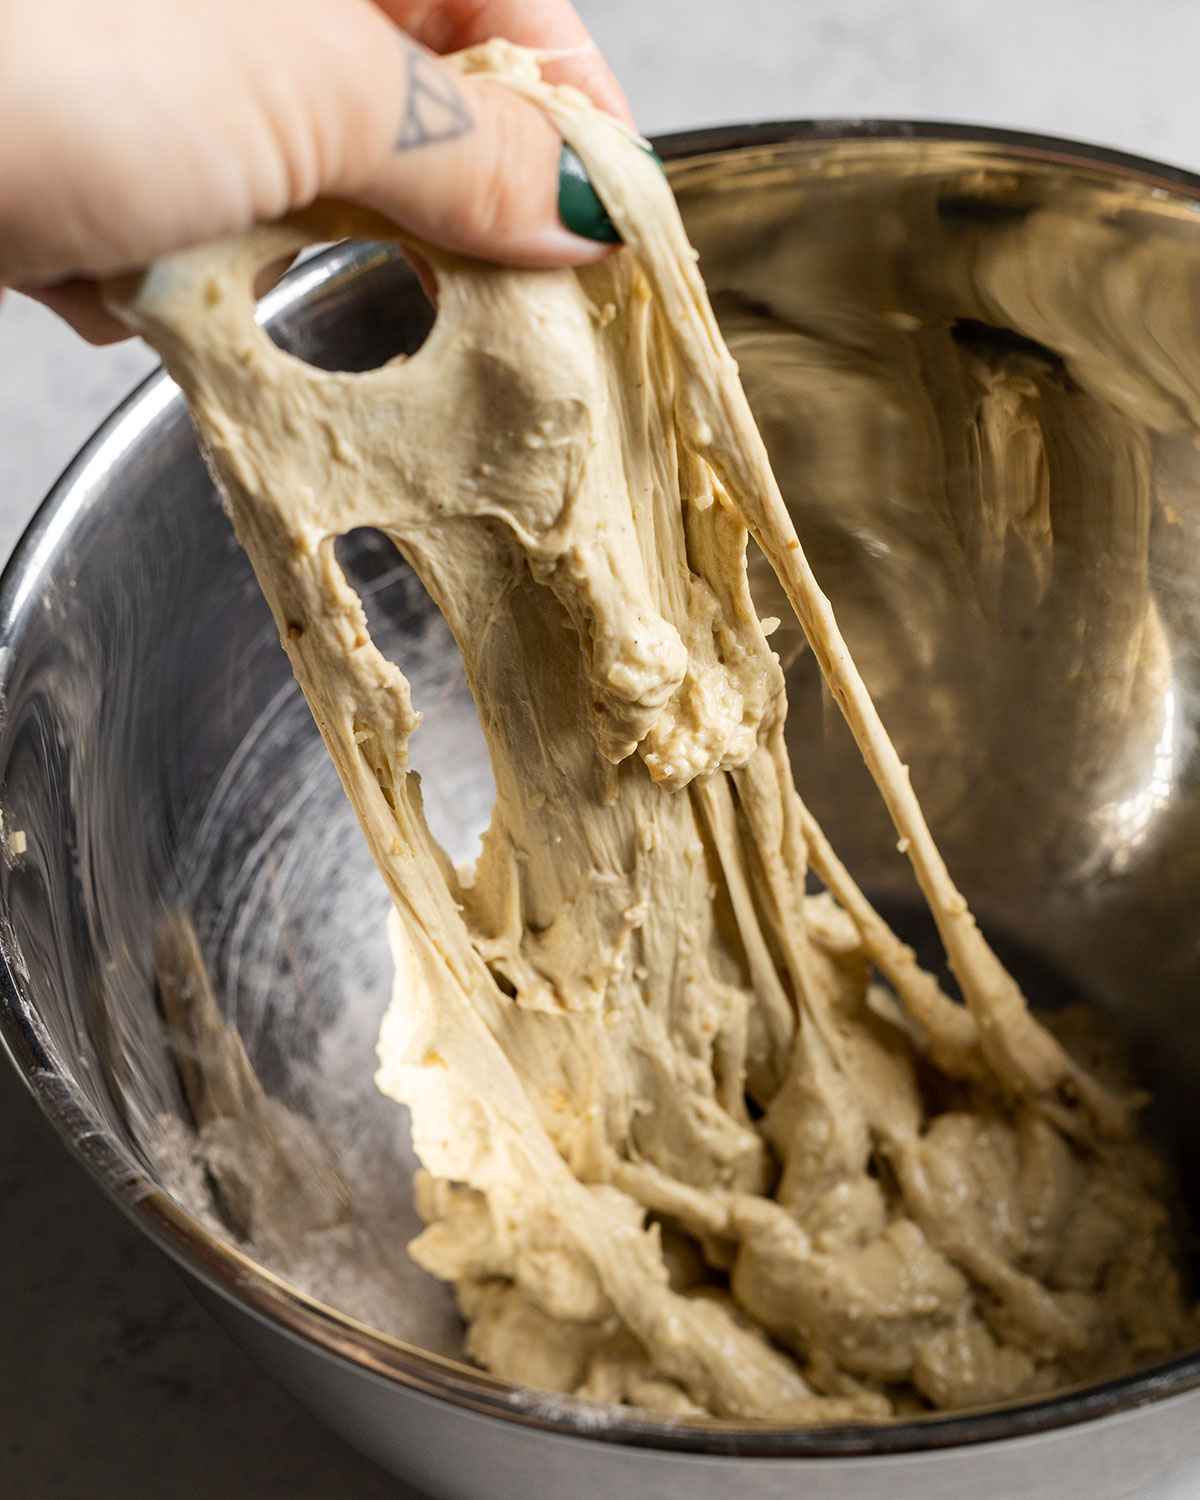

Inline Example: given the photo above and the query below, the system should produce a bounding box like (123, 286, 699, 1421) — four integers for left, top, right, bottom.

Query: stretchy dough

(115, 43, 1197, 1419)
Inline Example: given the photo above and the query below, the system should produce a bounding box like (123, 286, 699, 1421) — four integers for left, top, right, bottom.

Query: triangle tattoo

(396, 48, 474, 151)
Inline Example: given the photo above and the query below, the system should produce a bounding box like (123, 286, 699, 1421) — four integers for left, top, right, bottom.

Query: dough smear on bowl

(113, 43, 1198, 1420)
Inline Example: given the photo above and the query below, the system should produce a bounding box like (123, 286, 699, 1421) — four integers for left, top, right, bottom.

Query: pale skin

(0, 0, 633, 342)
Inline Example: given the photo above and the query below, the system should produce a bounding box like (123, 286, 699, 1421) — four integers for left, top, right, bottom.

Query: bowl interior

(5, 128, 1200, 1441)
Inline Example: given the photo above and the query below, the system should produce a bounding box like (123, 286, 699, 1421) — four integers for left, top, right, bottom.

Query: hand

(0, 0, 633, 342)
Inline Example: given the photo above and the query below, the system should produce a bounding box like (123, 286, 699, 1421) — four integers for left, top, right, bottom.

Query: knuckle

(452, 96, 539, 252)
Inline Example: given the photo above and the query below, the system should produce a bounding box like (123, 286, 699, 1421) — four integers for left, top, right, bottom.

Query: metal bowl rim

(4, 117, 1200, 1459)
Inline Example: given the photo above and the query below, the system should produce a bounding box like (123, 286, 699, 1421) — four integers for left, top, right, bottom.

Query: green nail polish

(558, 143, 665, 245)
(559, 143, 620, 243)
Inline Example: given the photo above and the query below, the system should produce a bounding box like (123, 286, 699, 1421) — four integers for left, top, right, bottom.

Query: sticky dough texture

(116, 44, 1197, 1420)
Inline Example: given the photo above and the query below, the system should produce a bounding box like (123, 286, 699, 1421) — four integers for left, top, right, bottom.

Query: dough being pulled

(116, 44, 1197, 1420)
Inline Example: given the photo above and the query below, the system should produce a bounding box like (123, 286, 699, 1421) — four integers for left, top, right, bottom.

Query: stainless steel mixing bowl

(4, 123, 1200, 1500)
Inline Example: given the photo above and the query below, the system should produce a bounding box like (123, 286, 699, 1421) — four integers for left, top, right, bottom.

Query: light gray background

(3, 2, 1200, 1494)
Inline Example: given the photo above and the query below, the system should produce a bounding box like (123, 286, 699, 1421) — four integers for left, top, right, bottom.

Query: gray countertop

(4, 3, 1200, 1494)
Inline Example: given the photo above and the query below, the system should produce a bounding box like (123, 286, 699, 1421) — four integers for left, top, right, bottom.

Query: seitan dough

(113, 42, 1197, 1419)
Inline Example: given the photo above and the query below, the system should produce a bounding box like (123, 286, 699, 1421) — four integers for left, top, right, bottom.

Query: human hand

(0, 0, 634, 341)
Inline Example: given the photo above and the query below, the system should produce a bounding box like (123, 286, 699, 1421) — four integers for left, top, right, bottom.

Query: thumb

(337, 37, 616, 268)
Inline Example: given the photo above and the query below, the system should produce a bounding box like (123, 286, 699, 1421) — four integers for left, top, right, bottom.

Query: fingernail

(559, 144, 620, 243)
(558, 142, 664, 244)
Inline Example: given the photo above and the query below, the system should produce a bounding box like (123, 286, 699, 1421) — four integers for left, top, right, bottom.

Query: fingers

(0, 0, 629, 319)
(0, 0, 328, 286)
(341, 35, 616, 267)
(373, 0, 634, 125)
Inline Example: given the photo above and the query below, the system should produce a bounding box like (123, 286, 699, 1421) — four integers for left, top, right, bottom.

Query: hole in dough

(262, 249, 438, 374)
(332, 529, 494, 868)
(253, 253, 301, 301)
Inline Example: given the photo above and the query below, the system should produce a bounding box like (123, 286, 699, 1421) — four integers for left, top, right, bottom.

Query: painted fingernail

(558, 143, 664, 244)
(559, 144, 619, 243)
